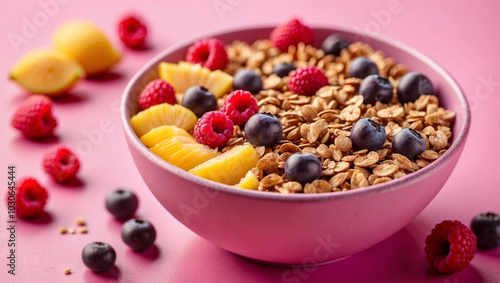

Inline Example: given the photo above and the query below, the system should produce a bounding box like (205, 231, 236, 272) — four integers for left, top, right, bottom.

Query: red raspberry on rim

(194, 111, 234, 149)
(118, 15, 148, 49)
(288, 66, 328, 96)
(42, 145, 80, 183)
(138, 79, 176, 111)
(425, 220, 477, 273)
(270, 18, 314, 52)
(11, 94, 57, 139)
(221, 90, 259, 126)
(9, 177, 48, 219)
(186, 38, 228, 71)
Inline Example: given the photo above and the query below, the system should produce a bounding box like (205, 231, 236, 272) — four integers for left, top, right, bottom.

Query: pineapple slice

(150, 136, 219, 171)
(159, 61, 233, 98)
(130, 103, 197, 137)
(235, 170, 260, 190)
(140, 125, 194, 148)
(188, 144, 259, 185)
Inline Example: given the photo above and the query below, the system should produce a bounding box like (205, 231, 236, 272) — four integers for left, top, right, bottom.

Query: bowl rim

(121, 24, 471, 202)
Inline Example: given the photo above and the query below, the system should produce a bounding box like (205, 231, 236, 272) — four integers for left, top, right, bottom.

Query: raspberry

(11, 95, 57, 139)
(194, 111, 234, 149)
(288, 66, 328, 96)
(11, 178, 48, 219)
(118, 15, 148, 49)
(138, 79, 176, 111)
(425, 220, 477, 273)
(221, 90, 259, 126)
(186, 38, 228, 71)
(42, 145, 80, 183)
(270, 18, 314, 52)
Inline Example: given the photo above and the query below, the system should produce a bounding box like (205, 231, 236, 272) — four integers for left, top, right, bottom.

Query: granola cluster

(220, 39, 455, 193)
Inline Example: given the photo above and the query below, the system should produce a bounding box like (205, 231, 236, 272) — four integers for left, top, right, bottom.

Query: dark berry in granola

(348, 57, 379, 79)
(121, 218, 157, 252)
(359, 74, 393, 104)
(181, 86, 217, 118)
(350, 118, 386, 151)
(244, 113, 283, 147)
(272, 62, 296, 78)
(397, 72, 434, 103)
(285, 153, 322, 185)
(321, 34, 349, 57)
(82, 242, 116, 273)
(233, 69, 263, 94)
(105, 189, 139, 220)
(391, 128, 426, 160)
(470, 212, 500, 250)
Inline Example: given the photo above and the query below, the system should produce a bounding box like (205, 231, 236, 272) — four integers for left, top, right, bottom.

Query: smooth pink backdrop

(0, 0, 499, 282)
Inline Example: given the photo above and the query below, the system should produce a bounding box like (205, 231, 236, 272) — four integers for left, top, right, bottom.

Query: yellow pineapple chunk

(130, 103, 197, 137)
(140, 125, 194, 148)
(235, 170, 260, 190)
(188, 144, 259, 185)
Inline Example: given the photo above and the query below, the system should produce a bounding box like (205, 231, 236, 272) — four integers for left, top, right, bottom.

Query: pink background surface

(0, 0, 499, 282)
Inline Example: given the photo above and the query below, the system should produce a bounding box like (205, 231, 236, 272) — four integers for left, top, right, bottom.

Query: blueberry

(285, 153, 322, 185)
(359, 74, 393, 104)
(391, 128, 426, 160)
(121, 218, 156, 252)
(82, 242, 116, 273)
(321, 34, 349, 57)
(471, 212, 500, 250)
(181, 86, 217, 118)
(105, 189, 139, 220)
(272, 62, 296, 78)
(244, 113, 283, 147)
(233, 69, 263, 94)
(397, 72, 434, 103)
(348, 57, 379, 79)
(350, 118, 386, 151)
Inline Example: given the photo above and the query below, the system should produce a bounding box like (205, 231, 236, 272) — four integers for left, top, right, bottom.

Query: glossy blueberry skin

(470, 212, 500, 250)
(396, 72, 434, 103)
(105, 189, 139, 220)
(350, 118, 386, 151)
(181, 86, 217, 118)
(233, 69, 263, 94)
(285, 153, 322, 185)
(82, 242, 116, 273)
(391, 128, 426, 160)
(359, 74, 393, 105)
(272, 62, 296, 78)
(321, 34, 349, 57)
(348, 57, 379, 79)
(121, 219, 157, 252)
(244, 113, 283, 147)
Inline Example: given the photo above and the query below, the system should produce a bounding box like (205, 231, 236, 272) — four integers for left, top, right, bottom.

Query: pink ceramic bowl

(121, 26, 470, 265)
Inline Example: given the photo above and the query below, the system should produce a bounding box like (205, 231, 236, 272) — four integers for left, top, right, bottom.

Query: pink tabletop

(1, 0, 499, 282)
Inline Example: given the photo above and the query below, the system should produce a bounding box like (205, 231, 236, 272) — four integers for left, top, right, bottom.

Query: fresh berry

(425, 220, 477, 273)
(121, 219, 156, 252)
(138, 79, 176, 111)
(193, 111, 234, 149)
(42, 145, 80, 183)
(118, 15, 148, 49)
(221, 90, 259, 126)
(272, 62, 296, 77)
(244, 113, 283, 147)
(321, 34, 349, 56)
(186, 38, 228, 71)
(397, 72, 434, 103)
(470, 212, 500, 250)
(105, 189, 139, 220)
(348, 57, 379, 79)
(232, 69, 263, 94)
(11, 95, 57, 139)
(391, 128, 426, 160)
(181, 86, 217, 118)
(82, 242, 116, 273)
(270, 18, 314, 52)
(359, 74, 393, 105)
(12, 178, 48, 219)
(350, 118, 386, 151)
(285, 153, 322, 185)
(288, 66, 328, 96)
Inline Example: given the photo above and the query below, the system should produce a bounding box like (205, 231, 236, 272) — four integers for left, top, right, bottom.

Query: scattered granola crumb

(78, 227, 88, 234)
(59, 227, 68, 234)
(67, 227, 75, 234)
(64, 268, 71, 274)
(76, 217, 86, 226)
